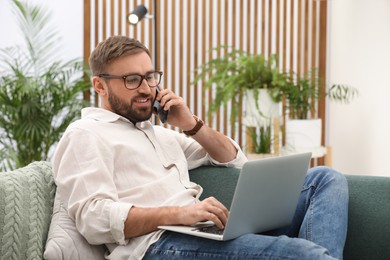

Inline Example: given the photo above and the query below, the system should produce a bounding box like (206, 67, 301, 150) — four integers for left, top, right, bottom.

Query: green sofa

(0, 162, 389, 260)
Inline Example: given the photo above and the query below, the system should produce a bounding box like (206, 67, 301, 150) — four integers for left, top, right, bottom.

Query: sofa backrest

(344, 175, 390, 260)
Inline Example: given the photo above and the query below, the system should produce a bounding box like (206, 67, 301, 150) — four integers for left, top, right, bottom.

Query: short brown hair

(89, 36, 151, 75)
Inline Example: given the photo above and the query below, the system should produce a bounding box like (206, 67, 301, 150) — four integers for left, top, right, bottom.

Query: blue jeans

(144, 166, 349, 260)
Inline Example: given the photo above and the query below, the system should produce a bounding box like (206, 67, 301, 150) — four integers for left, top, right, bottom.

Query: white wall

(0, 0, 83, 61)
(2, 0, 389, 176)
(328, 0, 390, 176)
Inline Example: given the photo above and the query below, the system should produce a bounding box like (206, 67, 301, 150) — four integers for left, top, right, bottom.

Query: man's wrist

(183, 115, 204, 136)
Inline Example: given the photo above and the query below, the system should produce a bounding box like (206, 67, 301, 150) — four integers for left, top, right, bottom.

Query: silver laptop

(158, 152, 312, 241)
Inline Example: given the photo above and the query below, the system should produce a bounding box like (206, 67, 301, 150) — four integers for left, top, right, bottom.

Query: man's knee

(272, 236, 334, 260)
(308, 166, 347, 184)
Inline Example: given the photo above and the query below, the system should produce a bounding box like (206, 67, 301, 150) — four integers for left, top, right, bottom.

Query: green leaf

(0, 0, 90, 170)
(192, 47, 286, 124)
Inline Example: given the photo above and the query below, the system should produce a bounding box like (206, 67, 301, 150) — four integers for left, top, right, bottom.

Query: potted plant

(193, 47, 285, 124)
(192, 47, 286, 154)
(282, 69, 358, 151)
(245, 124, 275, 159)
(0, 0, 90, 171)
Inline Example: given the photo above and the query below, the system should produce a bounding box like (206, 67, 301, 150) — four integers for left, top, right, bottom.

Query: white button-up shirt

(52, 107, 247, 259)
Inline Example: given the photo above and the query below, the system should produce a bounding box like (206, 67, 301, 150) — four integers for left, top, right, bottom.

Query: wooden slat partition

(83, 0, 328, 153)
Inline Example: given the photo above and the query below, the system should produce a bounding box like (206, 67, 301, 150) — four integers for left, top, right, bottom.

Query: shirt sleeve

(169, 129, 248, 170)
(206, 136, 248, 168)
(52, 127, 131, 245)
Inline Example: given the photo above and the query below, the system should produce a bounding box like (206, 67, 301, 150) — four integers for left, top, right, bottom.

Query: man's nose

(137, 78, 151, 93)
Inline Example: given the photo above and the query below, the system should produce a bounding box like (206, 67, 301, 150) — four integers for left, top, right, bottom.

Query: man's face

(100, 51, 156, 123)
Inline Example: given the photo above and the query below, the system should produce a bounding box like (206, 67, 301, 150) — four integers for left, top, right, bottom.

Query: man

(52, 36, 348, 259)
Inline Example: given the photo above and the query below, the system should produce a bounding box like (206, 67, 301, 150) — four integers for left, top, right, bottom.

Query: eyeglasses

(98, 71, 163, 90)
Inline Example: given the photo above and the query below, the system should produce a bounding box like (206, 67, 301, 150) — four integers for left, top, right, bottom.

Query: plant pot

(285, 118, 322, 149)
(243, 89, 281, 127)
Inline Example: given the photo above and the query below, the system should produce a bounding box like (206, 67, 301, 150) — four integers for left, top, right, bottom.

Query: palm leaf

(0, 0, 90, 170)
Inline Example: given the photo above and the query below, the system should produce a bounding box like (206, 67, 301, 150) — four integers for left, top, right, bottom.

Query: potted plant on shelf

(282, 69, 358, 154)
(0, 0, 90, 171)
(192, 47, 286, 155)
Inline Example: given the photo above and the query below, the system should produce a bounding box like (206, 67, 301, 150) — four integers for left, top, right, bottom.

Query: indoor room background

(1, 0, 389, 176)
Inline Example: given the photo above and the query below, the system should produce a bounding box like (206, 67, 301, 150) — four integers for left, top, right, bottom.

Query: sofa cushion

(44, 192, 106, 260)
(0, 161, 56, 259)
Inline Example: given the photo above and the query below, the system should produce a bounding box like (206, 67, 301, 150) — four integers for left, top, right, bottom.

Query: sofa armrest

(344, 175, 390, 260)
(189, 166, 240, 209)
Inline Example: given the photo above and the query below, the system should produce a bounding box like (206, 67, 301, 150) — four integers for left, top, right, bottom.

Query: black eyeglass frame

(98, 71, 163, 90)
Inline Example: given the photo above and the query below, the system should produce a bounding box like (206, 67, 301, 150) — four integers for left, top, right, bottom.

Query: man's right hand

(178, 197, 229, 229)
(124, 197, 229, 238)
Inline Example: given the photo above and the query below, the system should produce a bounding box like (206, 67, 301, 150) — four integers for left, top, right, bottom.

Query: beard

(107, 88, 153, 123)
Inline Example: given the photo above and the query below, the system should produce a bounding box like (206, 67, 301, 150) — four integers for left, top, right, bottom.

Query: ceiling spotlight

(128, 4, 148, 25)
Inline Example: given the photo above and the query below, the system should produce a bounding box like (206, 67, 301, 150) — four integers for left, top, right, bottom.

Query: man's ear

(92, 76, 107, 96)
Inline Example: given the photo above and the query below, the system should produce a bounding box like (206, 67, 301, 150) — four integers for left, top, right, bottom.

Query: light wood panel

(83, 0, 328, 153)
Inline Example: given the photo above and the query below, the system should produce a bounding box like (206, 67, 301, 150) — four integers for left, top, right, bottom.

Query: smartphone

(153, 88, 168, 123)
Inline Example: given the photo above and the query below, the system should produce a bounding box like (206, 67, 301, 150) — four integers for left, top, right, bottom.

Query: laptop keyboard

(194, 225, 224, 235)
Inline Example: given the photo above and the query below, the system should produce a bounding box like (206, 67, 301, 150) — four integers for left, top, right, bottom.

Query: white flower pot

(243, 89, 281, 127)
(285, 118, 322, 149)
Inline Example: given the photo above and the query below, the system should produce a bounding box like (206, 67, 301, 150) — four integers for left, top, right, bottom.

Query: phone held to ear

(153, 88, 168, 123)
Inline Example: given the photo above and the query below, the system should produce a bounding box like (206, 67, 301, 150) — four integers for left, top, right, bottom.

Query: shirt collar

(81, 107, 153, 128)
